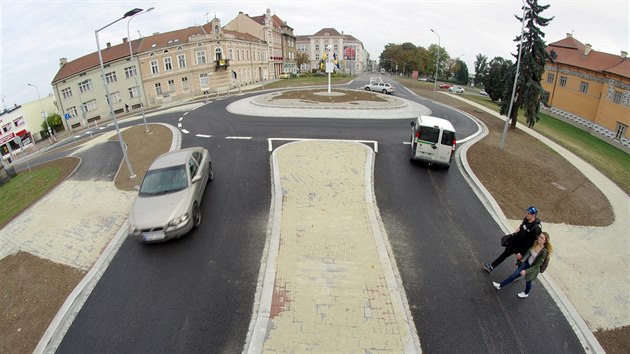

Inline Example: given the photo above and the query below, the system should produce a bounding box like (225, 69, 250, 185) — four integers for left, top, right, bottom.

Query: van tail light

(415, 132, 420, 139)
(451, 138, 457, 158)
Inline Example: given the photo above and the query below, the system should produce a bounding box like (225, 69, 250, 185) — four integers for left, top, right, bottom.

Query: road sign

(64, 113, 71, 120)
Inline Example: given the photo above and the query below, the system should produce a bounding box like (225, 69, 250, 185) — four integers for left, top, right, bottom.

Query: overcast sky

(1, 0, 628, 107)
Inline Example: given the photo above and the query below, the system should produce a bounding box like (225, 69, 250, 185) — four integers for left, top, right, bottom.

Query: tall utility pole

(27, 83, 54, 143)
(127, 7, 154, 133)
(431, 29, 440, 100)
(499, 2, 529, 149)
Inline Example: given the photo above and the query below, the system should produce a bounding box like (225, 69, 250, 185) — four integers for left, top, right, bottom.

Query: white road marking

(183, 112, 189, 116)
(226, 136, 252, 140)
(403, 141, 411, 145)
(181, 129, 189, 134)
(196, 134, 212, 138)
(179, 117, 183, 122)
(267, 138, 378, 153)
(177, 123, 182, 128)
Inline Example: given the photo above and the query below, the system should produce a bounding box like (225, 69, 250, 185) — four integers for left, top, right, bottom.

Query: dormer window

(151, 43, 157, 48)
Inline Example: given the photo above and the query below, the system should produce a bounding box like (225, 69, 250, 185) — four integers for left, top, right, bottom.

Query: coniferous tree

(500, 0, 554, 128)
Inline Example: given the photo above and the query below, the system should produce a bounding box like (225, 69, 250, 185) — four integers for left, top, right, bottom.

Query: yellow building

(542, 34, 629, 148)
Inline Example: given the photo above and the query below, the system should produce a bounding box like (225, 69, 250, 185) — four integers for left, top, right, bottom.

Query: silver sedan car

(128, 147, 213, 242)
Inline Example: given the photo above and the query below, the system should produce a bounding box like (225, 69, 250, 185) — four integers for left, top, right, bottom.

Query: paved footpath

(246, 140, 420, 353)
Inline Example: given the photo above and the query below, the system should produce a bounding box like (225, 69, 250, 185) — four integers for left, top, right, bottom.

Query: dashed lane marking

(226, 136, 253, 140)
(181, 129, 189, 134)
(196, 134, 212, 138)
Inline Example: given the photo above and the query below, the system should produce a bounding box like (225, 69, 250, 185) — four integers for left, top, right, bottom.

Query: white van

(409, 115, 457, 168)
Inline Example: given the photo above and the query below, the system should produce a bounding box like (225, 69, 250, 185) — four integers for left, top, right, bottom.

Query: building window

(315, 53, 320, 60)
(181, 77, 189, 90)
(199, 73, 209, 88)
(155, 82, 162, 95)
(215, 47, 223, 61)
(168, 79, 175, 92)
(105, 71, 117, 84)
(150, 60, 159, 74)
(84, 99, 97, 112)
(559, 76, 567, 87)
(237, 49, 241, 61)
(128, 86, 138, 98)
(164, 57, 172, 71)
(334, 44, 338, 51)
(108, 91, 121, 104)
(315, 44, 319, 51)
(580, 82, 588, 93)
(61, 87, 72, 100)
(196, 51, 206, 65)
(229, 48, 234, 60)
(79, 79, 92, 93)
(615, 123, 627, 140)
(178, 54, 186, 68)
(66, 106, 78, 118)
(612, 90, 623, 104)
(13, 117, 25, 127)
(546, 73, 554, 83)
(124, 66, 137, 78)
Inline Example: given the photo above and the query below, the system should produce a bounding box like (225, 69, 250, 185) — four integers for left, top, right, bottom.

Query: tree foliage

(453, 59, 469, 85)
(483, 57, 512, 102)
(296, 52, 309, 72)
(40, 113, 63, 135)
(499, 0, 554, 128)
(380, 42, 445, 78)
(474, 54, 488, 87)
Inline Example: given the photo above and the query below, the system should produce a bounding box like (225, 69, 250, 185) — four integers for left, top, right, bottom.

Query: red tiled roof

(136, 24, 209, 53)
(547, 37, 629, 79)
(52, 39, 141, 84)
(312, 28, 343, 37)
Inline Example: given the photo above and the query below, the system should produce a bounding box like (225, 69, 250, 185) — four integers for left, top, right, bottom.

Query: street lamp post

(27, 83, 54, 143)
(499, 2, 529, 149)
(431, 29, 440, 100)
(127, 7, 154, 133)
(95, 8, 143, 179)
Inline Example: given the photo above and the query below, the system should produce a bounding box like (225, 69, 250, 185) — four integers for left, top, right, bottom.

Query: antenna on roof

(137, 30, 142, 38)
(204, 12, 209, 23)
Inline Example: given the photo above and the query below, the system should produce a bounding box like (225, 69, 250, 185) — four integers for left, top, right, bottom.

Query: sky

(1, 0, 628, 108)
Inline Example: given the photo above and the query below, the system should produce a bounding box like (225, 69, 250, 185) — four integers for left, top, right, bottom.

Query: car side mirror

(410, 122, 416, 127)
(191, 175, 201, 183)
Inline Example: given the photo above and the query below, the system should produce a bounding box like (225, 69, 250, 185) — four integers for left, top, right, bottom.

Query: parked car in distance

(449, 86, 465, 93)
(418, 77, 427, 81)
(479, 90, 488, 96)
(278, 73, 289, 79)
(439, 84, 452, 89)
(128, 147, 213, 243)
(426, 78, 435, 83)
(364, 82, 395, 94)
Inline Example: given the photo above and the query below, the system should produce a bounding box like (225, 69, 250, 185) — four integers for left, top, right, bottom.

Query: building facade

(295, 28, 368, 74)
(52, 17, 271, 129)
(541, 34, 630, 145)
(225, 9, 296, 77)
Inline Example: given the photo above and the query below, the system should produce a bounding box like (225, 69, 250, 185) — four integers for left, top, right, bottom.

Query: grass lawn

(0, 167, 61, 227)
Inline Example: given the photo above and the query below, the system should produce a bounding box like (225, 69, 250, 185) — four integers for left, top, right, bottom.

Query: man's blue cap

(526, 206, 538, 214)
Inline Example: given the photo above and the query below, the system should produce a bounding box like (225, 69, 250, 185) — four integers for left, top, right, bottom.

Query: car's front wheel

(365, 87, 371, 91)
(192, 202, 201, 228)
(382, 89, 388, 94)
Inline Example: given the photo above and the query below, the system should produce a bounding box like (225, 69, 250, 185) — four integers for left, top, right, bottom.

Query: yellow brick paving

(262, 140, 417, 352)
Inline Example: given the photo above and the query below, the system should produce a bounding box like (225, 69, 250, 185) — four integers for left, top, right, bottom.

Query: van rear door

(436, 129, 456, 164)
(412, 125, 441, 161)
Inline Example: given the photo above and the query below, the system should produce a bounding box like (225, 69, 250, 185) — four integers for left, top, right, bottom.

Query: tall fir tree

(500, 0, 554, 128)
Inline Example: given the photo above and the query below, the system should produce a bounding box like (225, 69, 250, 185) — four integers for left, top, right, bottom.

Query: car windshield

(139, 165, 188, 196)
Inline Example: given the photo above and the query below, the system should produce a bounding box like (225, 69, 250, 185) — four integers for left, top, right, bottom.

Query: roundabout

(226, 88, 431, 119)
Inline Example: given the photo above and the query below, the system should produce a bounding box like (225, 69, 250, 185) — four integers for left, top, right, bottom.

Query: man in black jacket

(483, 206, 542, 272)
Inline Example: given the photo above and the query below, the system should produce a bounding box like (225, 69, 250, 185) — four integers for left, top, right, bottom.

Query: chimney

(106, 42, 111, 48)
(59, 57, 67, 68)
(621, 51, 628, 59)
(123, 37, 128, 43)
(566, 32, 572, 38)
(584, 43, 592, 56)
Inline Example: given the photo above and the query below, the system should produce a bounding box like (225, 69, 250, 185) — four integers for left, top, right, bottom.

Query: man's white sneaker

(517, 292, 529, 298)
(493, 282, 501, 290)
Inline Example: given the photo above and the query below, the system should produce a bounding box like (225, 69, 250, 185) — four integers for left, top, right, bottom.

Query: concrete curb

(34, 123, 182, 353)
(455, 109, 605, 354)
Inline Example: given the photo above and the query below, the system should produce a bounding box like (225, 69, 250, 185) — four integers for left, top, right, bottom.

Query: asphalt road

(56, 81, 584, 353)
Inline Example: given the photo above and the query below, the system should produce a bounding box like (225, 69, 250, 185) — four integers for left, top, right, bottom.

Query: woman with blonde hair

(492, 231, 553, 298)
